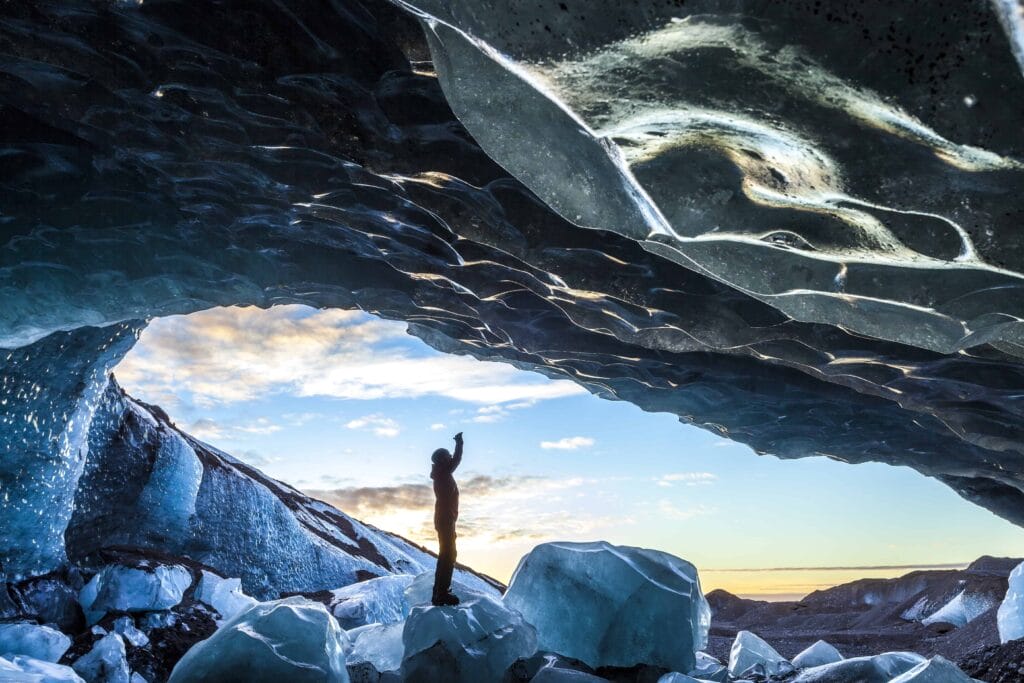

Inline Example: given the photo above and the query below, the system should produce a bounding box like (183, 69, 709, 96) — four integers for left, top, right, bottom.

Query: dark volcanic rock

(958, 639, 1024, 683)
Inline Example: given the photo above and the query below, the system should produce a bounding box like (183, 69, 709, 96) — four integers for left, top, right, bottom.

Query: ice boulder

(793, 651, 926, 683)
(0, 623, 72, 663)
(346, 622, 404, 676)
(111, 618, 148, 648)
(401, 573, 537, 683)
(331, 575, 414, 629)
(533, 668, 608, 682)
(888, 656, 973, 683)
(690, 652, 727, 682)
(80, 566, 192, 617)
(194, 571, 257, 623)
(728, 631, 793, 679)
(792, 640, 844, 669)
(657, 674, 704, 683)
(72, 633, 130, 683)
(168, 597, 350, 683)
(503, 541, 709, 672)
(997, 560, 1024, 643)
(0, 655, 86, 682)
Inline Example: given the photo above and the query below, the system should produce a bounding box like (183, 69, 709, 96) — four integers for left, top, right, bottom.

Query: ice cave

(3, 0, 1024, 681)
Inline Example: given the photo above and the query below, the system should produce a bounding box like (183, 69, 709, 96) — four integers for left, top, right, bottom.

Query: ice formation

(346, 621, 404, 676)
(111, 618, 148, 649)
(727, 631, 793, 679)
(689, 651, 728, 682)
(0, 655, 85, 683)
(330, 574, 414, 629)
(793, 652, 927, 683)
(997, 560, 1024, 643)
(193, 572, 257, 623)
(79, 566, 192, 615)
(504, 541, 709, 672)
(919, 590, 995, 628)
(0, 624, 72, 663)
(401, 578, 537, 683)
(72, 633, 130, 683)
(888, 655, 973, 683)
(791, 640, 844, 669)
(167, 597, 350, 683)
(657, 674, 704, 683)
(532, 669, 609, 683)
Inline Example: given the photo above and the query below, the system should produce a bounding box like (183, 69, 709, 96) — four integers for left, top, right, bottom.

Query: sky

(114, 304, 1024, 600)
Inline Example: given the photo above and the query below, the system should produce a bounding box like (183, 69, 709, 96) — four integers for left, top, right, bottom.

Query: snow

(888, 655, 973, 683)
(728, 631, 793, 679)
(997, 560, 1024, 643)
(194, 571, 257, 623)
(111, 618, 148, 648)
(0, 655, 85, 682)
(0, 623, 72, 663)
(167, 597, 350, 683)
(72, 633, 130, 683)
(920, 590, 995, 627)
(503, 541, 709, 672)
(401, 574, 537, 683)
(80, 565, 192, 617)
(346, 622, 404, 675)
(792, 640, 844, 669)
(331, 574, 413, 629)
(793, 651, 927, 683)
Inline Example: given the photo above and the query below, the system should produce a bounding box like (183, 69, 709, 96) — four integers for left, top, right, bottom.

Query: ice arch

(2, 0, 1024, 579)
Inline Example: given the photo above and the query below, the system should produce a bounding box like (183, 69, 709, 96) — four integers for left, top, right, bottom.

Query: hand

(453, 431, 463, 443)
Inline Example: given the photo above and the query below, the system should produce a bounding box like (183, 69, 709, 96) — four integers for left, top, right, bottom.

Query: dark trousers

(433, 526, 457, 597)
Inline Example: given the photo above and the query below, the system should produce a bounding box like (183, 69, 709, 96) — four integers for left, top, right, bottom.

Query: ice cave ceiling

(2, 0, 1024, 575)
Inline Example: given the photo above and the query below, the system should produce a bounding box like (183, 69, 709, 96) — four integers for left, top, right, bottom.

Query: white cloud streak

(540, 436, 595, 450)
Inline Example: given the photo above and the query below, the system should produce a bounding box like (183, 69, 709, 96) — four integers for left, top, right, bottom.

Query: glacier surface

(997, 560, 1024, 643)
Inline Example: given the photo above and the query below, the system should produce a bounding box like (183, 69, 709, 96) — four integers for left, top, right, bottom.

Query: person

(431, 431, 463, 606)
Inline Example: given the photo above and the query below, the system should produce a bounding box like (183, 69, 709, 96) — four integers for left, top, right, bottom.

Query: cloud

(187, 418, 224, 440)
(233, 417, 282, 435)
(429, 423, 446, 431)
(540, 436, 595, 450)
(116, 305, 585, 409)
(346, 414, 400, 438)
(655, 472, 717, 487)
(656, 500, 714, 521)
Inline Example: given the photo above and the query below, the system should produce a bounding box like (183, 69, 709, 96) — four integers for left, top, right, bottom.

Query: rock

(792, 640, 844, 669)
(72, 633, 130, 683)
(347, 622, 404, 676)
(111, 618, 148, 648)
(0, 623, 72, 662)
(888, 655, 973, 682)
(503, 541, 709, 672)
(332, 575, 414, 629)
(793, 651, 927, 683)
(80, 566, 192, 618)
(997, 560, 1024, 643)
(728, 631, 793, 679)
(401, 574, 537, 683)
(0, 655, 86, 682)
(193, 571, 257, 623)
(18, 576, 85, 633)
(167, 597, 350, 683)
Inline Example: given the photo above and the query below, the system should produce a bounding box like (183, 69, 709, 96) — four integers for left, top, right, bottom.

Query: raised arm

(451, 432, 463, 472)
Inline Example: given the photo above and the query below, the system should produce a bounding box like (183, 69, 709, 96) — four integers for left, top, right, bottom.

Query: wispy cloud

(655, 472, 717, 487)
(116, 305, 585, 410)
(429, 423, 446, 431)
(540, 436, 595, 450)
(346, 414, 400, 438)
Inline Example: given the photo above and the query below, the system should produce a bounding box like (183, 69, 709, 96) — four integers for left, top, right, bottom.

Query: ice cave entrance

(111, 304, 1024, 600)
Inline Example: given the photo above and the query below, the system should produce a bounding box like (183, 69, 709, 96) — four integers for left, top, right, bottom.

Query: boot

(432, 590, 460, 607)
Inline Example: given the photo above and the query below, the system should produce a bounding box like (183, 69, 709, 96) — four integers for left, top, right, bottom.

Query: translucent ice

(997, 560, 1024, 643)
(657, 674, 705, 683)
(793, 651, 927, 683)
(346, 622, 404, 675)
(194, 571, 257, 623)
(401, 577, 537, 683)
(167, 597, 350, 683)
(72, 633, 130, 683)
(689, 651, 728, 682)
(111, 618, 148, 649)
(80, 565, 192, 616)
(532, 668, 608, 683)
(792, 640, 844, 669)
(728, 631, 793, 679)
(0, 655, 85, 683)
(0, 623, 72, 662)
(888, 656, 973, 683)
(503, 541, 709, 672)
(331, 575, 414, 629)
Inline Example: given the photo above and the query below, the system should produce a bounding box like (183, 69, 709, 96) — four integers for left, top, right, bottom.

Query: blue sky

(115, 305, 1024, 599)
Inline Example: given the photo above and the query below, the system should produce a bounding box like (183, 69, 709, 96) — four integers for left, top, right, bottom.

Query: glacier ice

(920, 590, 995, 628)
(167, 597, 350, 683)
(792, 640, 844, 669)
(401, 577, 537, 683)
(80, 565, 192, 616)
(888, 656, 973, 683)
(194, 571, 257, 623)
(346, 622, 404, 675)
(111, 618, 148, 649)
(0, 655, 85, 683)
(688, 651, 728, 682)
(657, 674, 706, 683)
(997, 560, 1024, 643)
(728, 631, 793, 679)
(503, 541, 709, 672)
(793, 651, 927, 683)
(532, 668, 609, 683)
(72, 633, 130, 683)
(0, 624, 72, 663)
(331, 575, 414, 629)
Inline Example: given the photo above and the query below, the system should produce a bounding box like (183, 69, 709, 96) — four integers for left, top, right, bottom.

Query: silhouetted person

(431, 431, 463, 606)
